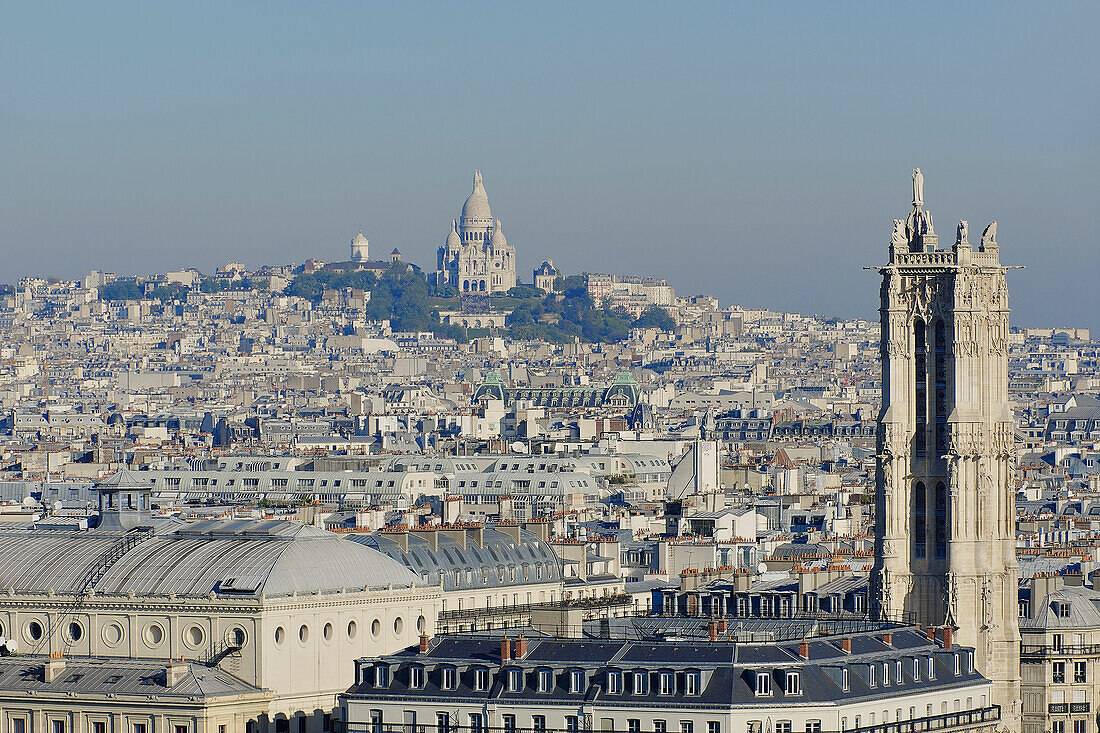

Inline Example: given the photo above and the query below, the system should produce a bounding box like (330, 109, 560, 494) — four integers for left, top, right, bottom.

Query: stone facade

(435, 171, 517, 294)
(870, 170, 1020, 732)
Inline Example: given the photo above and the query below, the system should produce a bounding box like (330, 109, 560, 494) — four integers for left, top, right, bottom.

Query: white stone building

(435, 171, 518, 294)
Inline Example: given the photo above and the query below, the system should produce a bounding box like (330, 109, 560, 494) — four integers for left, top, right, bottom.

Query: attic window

(105, 675, 123, 684)
(755, 672, 772, 696)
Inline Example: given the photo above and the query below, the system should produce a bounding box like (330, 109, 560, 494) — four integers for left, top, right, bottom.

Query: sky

(2, 1, 1097, 328)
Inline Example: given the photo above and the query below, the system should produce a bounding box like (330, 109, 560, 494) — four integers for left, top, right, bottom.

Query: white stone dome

(461, 170, 492, 221)
(490, 220, 508, 249)
(446, 220, 460, 249)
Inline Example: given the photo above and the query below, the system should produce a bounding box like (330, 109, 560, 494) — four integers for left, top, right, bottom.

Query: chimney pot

(799, 640, 810, 659)
(841, 637, 852, 654)
(882, 632, 893, 646)
(419, 634, 430, 653)
(942, 627, 953, 649)
(500, 635, 511, 662)
(926, 626, 935, 640)
(515, 634, 528, 659)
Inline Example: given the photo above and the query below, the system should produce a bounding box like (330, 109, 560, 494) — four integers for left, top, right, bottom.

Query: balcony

(1021, 643, 1100, 658)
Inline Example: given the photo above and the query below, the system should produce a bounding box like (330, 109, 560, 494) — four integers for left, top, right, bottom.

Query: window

(570, 670, 585, 693)
(747, 723, 762, 733)
(53, 722, 66, 733)
(1053, 634, 1065, 652)
(681, 722, 694, 733)
(441, 665, 457, 690)
(13, 721, 26, 733)
(708, 723, 721, 733)
(566, 717, 580, 733)
(755, 671, 772, 696)
(538, 669, 553, 693)
(785, 671, 801, 695)
(532, 716, 546, 732)
(659, 671, 674, 694)
(953, 654, 960, 676)
(502, 716, 516, 733)
(436, 713, 450, 733)
(633, 670, 649, 694)
(370, 710, 383, 733)
(134, 726, 147, 733)
(654, 722, 667, 733)
(175, 727, 188, 733)
(1074, 721, 1087, 733)
(913, 658, 920, 682)
(927, 656, 935, 679)
(410, 666, 424, 689)
(628, 721, 641, 733)
(883, 662, 890, 685)
(374, 664, 390, 688)
(686, 671, 700, 695)
(805, 722, 821, 733)
(469, 714, 485, 733)
(474, 667, 489, 691)
(868, 665, 876, 688)
(94, 725, 107, 733)
(841, 668, 849, 691)
(1075, 661, 1087, 683)
(776, 722, 792, 733)
(1052, 722, 1064, 733)
(607, 670, 623, 694)
(509, 669, 524, 692)
(1054, 661, 1066, 683)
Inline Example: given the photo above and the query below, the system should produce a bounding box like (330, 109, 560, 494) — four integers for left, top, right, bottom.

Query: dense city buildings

(0, 169, 1094, 733)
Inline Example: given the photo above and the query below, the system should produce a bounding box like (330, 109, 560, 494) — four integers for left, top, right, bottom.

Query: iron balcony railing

(1020, 644, 1100, 658)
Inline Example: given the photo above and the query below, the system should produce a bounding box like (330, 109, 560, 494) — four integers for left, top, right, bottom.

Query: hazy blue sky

(2, 2, 1097, 327)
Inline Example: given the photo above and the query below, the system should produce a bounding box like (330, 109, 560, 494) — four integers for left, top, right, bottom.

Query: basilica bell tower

(870, 169, 1020, 731)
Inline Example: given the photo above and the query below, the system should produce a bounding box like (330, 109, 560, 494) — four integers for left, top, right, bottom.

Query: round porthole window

(417, 615, 426, 633)
(299, 625, 309, 643)
(229, 627, 246, 647)
(66, 622, 83, 643)
(393, 617, 403, 635)
(323, 623, 333, 642)
(143, 623, 164, 646)
(102, 622, 123, 647)
(347, 620, 357, 639)
(371, 619, 381, 638)
(275, 626, 286, 646)
(27, 621, 43, 642)
(184, 625, 205, 648)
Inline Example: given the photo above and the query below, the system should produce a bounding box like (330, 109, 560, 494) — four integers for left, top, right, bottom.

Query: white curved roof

(0, 520, 420, 598)
(461, 170, 492, 221)
(490, 220, 508, 248)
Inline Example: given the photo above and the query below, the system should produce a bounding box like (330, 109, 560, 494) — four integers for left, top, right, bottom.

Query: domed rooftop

(461, 170, 492, 222)
(490, 220, 508, 249)
(351, 231, 368, 246)
(0, 519, 421, 598)
(446, 220, 460, 248)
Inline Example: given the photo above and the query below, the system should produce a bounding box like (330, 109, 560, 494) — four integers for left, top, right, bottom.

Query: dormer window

(473, 667, 489, 691)
(896, 660, 903, 683)
(927, 657, 935, 680)
(953, 654, 960, 676)
(410, 665, 424, 689)
(685, 671, 700, 696)
(570, 670, 585, 694)
(755, 672, 772, 696)
(913, 658, 920, 682)
(868, 665, 876, 688)
(841, 668, 849, 692)
(633, 671, 649, 694)
(508, 669, 524, 693)
(537, 669, 552, 693)
(658, 671, 674, 695)
(785, 671, 801, 696)
(375, 664, 390, 688)
(442, 666, 457, 691)
(882, 662, 890, 686)
(967, 651, 974, 673)
(607, 670, 623, 694)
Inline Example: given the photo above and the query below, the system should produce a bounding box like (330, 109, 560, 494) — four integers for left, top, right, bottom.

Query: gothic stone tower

(871, 169, 1020, 731)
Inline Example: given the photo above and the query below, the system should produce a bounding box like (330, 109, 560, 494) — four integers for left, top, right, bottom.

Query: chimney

(165, 660, 189, 688)
(926, 626, 935, 640)
(882, 632, 893, 646)
(707, 620, 718, 642)
(941, 628, 953, 650)
(500, 635, 511, 662)
(515, 635, 528, 659)
(419, 634, 430, 653)
(798, 639, 810, 659)
(717, 619, 728, 634)
(43, 655, 66, 683)
(840, 637, 852, 654)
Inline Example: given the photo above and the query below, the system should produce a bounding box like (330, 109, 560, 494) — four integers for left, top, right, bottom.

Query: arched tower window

(934, 320, 947, 455)
(914, 319, 927, 458)
(913, 481, 926, 559)
(934, 481, 947, 559)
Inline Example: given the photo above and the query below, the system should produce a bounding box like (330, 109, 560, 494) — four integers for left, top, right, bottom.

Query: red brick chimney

(882, 632, 893, 646)
(841, 637, 852, 654)
(717, 619, 728, 634)
(942, 628, 953, 649)
(926, 627, 935, 640)
(500, 635, 511, 662)
(515, 634, 528, 659)
(419, 634, 430, 653)
(799, 639, 810, 659)
(707, 620, 718, 642)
